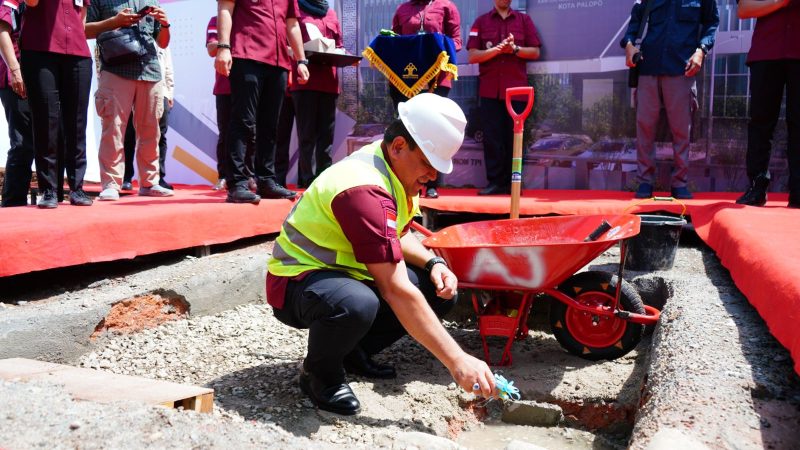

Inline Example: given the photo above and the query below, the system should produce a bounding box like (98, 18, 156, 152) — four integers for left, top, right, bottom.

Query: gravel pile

(78, 303, 483, 447)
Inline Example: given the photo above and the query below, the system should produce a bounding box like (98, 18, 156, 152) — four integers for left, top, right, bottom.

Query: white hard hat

(398, 93, 467, 174)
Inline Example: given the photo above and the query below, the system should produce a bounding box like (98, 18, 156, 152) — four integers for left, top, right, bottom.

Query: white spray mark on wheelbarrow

(467, 247, 547, 288)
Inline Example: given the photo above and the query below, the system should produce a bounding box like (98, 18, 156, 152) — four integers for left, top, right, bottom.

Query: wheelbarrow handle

(505, 87, 535, 133)
(410, 220, 434, 237)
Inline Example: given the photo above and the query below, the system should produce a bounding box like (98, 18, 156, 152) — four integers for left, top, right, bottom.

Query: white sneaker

(212, 179, 226, 191)
(138, 185, 174, 197)
(98, 187, 120, 201)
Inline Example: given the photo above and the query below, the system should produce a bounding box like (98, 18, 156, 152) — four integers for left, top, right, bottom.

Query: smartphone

(136, 6, 154, 18)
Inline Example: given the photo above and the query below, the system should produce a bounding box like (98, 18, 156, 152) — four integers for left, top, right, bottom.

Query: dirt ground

(2, 225, 800, 449)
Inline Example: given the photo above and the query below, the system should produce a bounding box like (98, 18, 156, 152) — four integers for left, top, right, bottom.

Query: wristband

(161, 22, 170, 28)
(216, 43, 231, 49)
(512, 45, 520, 55)
(424, 256, 447, 273)
(297, 59, 309, 66)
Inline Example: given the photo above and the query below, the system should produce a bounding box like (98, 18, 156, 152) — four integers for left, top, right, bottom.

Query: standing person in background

(391, 0, 461, 199)
(18, 0, 94, 208)
(291, 0, 342, 189)
(122, 46, 175, 191)
(735, 0, 799, 208)
(215, 0, 310, 204)
(467, 0, 540, 196)
(624, 0, 719, 200)
(86, 1, 173, 201)
(206, 15, 256, 192)
(0, 1, 34, 207)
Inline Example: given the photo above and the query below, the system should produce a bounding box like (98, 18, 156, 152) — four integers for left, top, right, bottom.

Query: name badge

(75, 0, 83, 6)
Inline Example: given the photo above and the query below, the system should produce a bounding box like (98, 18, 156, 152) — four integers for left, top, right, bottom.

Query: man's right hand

(447, 351, 496, 399)
(215, 49, 232, 77)
(625, 42, 640, 68)
(114, 8, 140, 28)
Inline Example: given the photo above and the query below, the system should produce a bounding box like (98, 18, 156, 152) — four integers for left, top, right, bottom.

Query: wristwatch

(216, 43, 231, 49)
(698, 44, 709, 55)
(297, 59, 309, 66)
(512, 44, 520, 55)
(424, 256, 448, 273)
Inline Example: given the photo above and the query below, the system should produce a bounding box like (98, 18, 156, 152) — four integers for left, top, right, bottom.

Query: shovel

(505, 87, 535, 219)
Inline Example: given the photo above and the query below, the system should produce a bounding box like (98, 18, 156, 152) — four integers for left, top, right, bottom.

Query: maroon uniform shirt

(392, 0, 461, 89)
(745, 0, 800, 64)
(290, 8, 342, 95)
(206, 16, 231, 96)
(467, 7, 540, 100)
(19, 0, 91, 58)
(222, 0, 299, 70)
(266, 185, 407, 309)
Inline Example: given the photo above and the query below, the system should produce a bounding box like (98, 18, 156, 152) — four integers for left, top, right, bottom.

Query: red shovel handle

(505, 87, 535, 133)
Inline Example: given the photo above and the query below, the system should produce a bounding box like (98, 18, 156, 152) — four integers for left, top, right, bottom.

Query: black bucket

(624, 214, 686, 271)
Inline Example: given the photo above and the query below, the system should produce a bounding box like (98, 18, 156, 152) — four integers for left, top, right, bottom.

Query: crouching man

(266, 93, 495, 415)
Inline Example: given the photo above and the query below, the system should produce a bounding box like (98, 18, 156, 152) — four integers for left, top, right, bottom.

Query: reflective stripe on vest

(267, 141, 417, 280)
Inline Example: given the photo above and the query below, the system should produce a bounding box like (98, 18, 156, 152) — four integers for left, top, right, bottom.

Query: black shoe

(736, 174, 769, 207)
(121, 181, 133, 191)
(478, 184, 510, 195)
(299, 370, 360, 416)
(788, 192, 800, 209)
(425, 187, 439, 199)
(69, 189, 93, 206)
(343, 348, 397, 379)
(670, 186, 693, 200)
(634, 182, 653, 199)
(159, 180, 174, 190)
(37, 189, 58, 209)
(226, 187, 261, 204)
(258, 182, 297, 200)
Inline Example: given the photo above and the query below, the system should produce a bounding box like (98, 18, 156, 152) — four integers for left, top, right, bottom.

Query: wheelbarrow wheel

(549, 271, 645, 361)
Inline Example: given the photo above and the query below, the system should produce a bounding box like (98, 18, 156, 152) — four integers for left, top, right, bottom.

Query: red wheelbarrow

(412, 214, 660, 366)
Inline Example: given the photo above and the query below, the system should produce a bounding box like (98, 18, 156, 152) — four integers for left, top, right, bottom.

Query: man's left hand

(684, 49, 704, 77)
(297, 63, 310, 84)
(150, 6, 169, 27)
(430, 264, 457, 300)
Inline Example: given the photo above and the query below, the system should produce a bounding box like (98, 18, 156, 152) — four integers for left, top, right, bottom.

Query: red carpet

(421, 188, 799, 374)
(0, 185, 294, 278)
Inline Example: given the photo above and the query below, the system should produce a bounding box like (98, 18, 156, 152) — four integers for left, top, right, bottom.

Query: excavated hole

(449, 276, 674, 448)
(91, 290, 189, 339)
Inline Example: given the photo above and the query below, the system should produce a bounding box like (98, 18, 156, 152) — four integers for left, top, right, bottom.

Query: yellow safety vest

(267, 141, 419, 281)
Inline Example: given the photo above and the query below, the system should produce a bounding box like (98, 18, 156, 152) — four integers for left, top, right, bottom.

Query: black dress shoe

(258, 182, 297, 200)
(226, 187, 261, 204)
(37, 189, 58, 209)
(159, 180, 174, 190)
(478, 184, 510, 195)
(69, 189, 93, 206)
(299, 370, 360, 416)
(425, 187, 439, 199)
(343, 348, 396, 379)
(121, 181, 133, 191)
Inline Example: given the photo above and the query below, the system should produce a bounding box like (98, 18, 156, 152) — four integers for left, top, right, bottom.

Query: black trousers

(227, 58, 286, 189)
(292, 90, 337, 188)
(216, 93, 255, 181)
(747, 60, 800, 195)
(481, 98, 524, 187)
(0, 88, 34, 206)
(124, 97, 171, 183)
(274, 91, 295, 187)
(273, 266, 456, 385)
(20, 50, 91, 193)
(390, 85, 451, 190)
